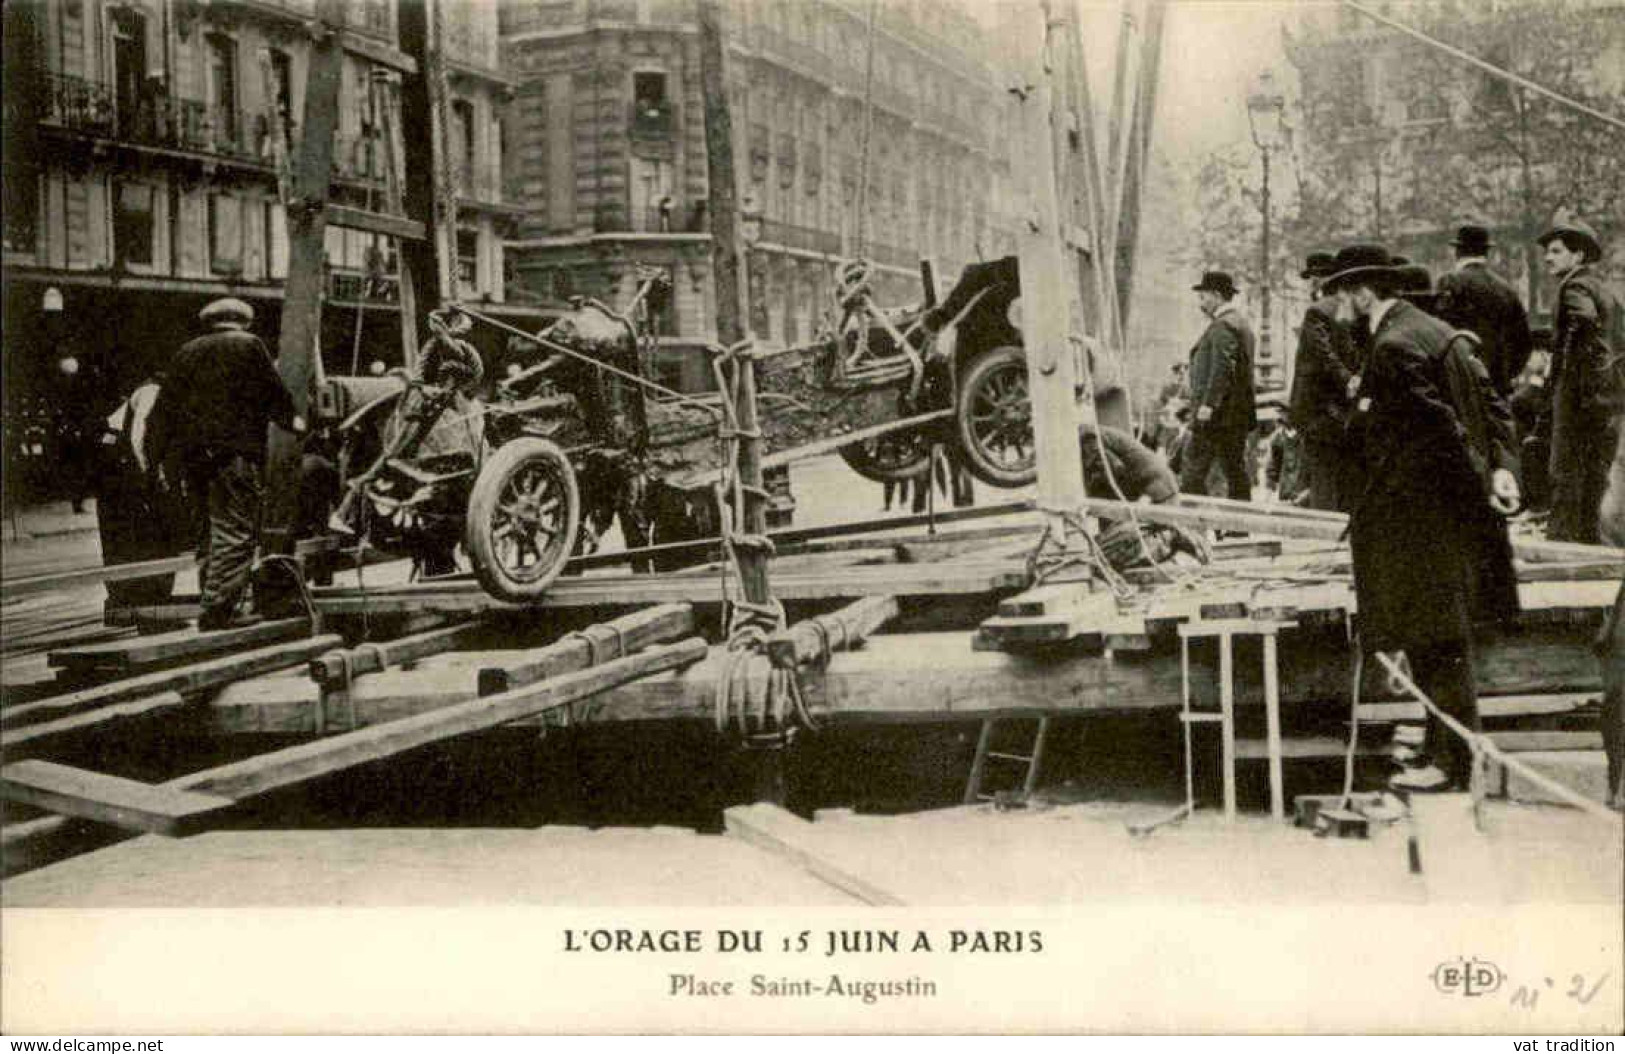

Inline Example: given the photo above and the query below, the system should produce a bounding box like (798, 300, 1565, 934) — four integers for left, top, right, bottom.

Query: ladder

(964, 716, 1051, 806)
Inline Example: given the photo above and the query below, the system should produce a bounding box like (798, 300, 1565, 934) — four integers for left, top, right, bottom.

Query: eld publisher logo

(1433, 957, 1504, 997)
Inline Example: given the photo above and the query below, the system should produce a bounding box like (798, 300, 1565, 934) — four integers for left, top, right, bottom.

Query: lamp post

(1246, 70, 1286, 391)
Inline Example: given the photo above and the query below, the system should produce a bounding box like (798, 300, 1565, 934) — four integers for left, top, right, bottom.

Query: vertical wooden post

(1114, 0, 1167, 329)
(397, 0, 455, 369)
(260, 0, 345, 565)
(1010, 0, 1086, 522)
(700, 0, 783, 805)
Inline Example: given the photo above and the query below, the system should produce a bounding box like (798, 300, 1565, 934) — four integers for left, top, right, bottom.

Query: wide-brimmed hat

(1192, 270, 1237, 298)
(1394, 264, 1439, 310)
(1537, 218, 1603, 261)
(1321, 244, 1406, 293)
(1452, 223, 1492, 255)
(199, 297, 255, 328)
(1300, 251, 1336, 280)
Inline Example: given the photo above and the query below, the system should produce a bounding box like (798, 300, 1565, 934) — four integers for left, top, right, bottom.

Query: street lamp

(1246, 70, 1286, 391)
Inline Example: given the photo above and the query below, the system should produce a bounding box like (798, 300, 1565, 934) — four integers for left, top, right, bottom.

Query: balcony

(41, 72, 260, 163)
(629, 100, 677, 161)
(328, 267, 400, 304)
(758, 218, 839, 255)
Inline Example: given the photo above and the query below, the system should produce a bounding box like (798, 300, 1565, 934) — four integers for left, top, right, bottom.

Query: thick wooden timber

(724, 803, 906, 906)
(766, 596, 899, 669)
(1, 692, 190, 761)
(49, 618, 309, 675)
(309, 618, 482, 688)
(1356, 692, 1599, 723)
(477, 604, 694, 696)
(2, 634, 342, 730)
(1, 535, 359, 602)
(1, 761, 233, 836)
(323, 203, 427, 242)
(205, 625, 1600, 733)
(309, 562, 1029, 616)
(179, 639, 709, 803)
(567, 499, 1034, 571)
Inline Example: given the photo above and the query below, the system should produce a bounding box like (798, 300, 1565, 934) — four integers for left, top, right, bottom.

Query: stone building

(1, 0, 523, 476)
(500, 0, 1019, 392)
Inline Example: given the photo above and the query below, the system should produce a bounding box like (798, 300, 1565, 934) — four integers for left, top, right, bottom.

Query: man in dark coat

(1288, 251, 1356, 511)
(1539, 218, 1625, 544)
(1435, 223, 1533, 396)
(1179, 271, 1257, 501)
(148, 298, 304, 630)
(1325, 245, 1521, 793)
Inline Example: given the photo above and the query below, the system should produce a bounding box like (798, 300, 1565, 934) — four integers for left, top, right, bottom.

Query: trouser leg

(1409, 639, 1479, 789)
(198, 455, 263, 629)
(1219, 432, 1252, 503)
(1178, 430, 1219, 495)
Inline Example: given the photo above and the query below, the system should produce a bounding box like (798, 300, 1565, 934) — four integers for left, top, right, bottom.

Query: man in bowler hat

(1324, 244, 1521, 793)
(1180, 271, 1257, 503)
(1435, 223, 1532, 396)
(148, 298, 305, 630)
(1287, 251, 1356, 510)
(1539, 217, 1624, 544)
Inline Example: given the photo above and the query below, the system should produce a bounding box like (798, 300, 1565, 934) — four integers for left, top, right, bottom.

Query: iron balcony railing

(42, 71, 258, 160)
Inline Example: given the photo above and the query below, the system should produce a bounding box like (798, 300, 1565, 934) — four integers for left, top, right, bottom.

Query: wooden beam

(2, 554, 193, 601)
(322, 203, 427, 242)
(2, 634, 343, 730)
(309, 618, 482, 688)
(766, 595, 899, 669)
(339, 29, 419, 75)
(181, 638, 708, 802)
(1011, 0, 1087, 518)
(1112, 0, 1166, 326)
(1, 692, 191, 761)
(0, 760, 233, 836)
(477, 603, 695, 696)
(724, 803, 906, 906)
(49, 618, 309, 675)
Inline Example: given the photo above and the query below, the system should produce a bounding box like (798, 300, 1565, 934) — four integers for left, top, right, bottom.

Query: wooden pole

(1010, 1, 1086, 522)
(397, 0, 455, 367)
(260, 0, 346, 564)
(1114, 0, 1166, 329)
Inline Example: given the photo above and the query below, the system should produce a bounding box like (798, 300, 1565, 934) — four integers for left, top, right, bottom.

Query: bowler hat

(1394, 264, 1439, 310)
(199, 297, 255, 328)
(1192, 270, 1237, 298)
(1537, 217, 1603, 262)
(1321, 244, 1405, 293)
(1452, 223, 1492, 255)
(1300, 251, 1336, 280)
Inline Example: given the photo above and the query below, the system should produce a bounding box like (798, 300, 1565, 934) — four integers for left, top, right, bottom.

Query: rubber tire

(837, 430, 934, 483)
(955, 345, 1036, 488)
(465, 437, 581, 603)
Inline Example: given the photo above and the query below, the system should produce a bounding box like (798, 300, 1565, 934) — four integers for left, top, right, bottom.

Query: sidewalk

(2, 499, 102, 543)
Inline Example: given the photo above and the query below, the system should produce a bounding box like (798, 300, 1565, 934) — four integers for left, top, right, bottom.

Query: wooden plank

(181, 638, 709, 802)
(49, 618, 308, 673)
(1, 760, 233, 836)
(2, 634, 343, 730)
(323, 203, 427, 242)
(766, 595, 899, 669)
(998, 581, 1101, 619)
(310, 618, 482, 687)
(3, 554, 193, 601)
(723, 803, 906, 906)
(1, 692, 190, 761)
(310, 562, 1030, 615)
(477, 604, 695, 696)
(1356, 693, 1597, 723)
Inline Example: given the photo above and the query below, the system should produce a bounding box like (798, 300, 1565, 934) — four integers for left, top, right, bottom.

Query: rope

(1373, 650, 1622, 827)
(1341, 0, 1625, 133)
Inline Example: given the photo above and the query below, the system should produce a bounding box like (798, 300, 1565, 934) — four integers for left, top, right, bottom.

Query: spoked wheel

(838, 427, 934, 483)
(955, 345, 1036, 487)
(465, 437, 581, 602)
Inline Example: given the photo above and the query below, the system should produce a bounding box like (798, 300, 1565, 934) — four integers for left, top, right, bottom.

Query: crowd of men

(1161, 219, 1622, 803)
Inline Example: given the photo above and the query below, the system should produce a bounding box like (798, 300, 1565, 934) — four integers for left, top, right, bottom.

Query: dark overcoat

(1288, 298, 1355, 510)
(1547, 265, 1625, 543)
(1346, 300, 1520, 652)
(1187, 305, 1257, 435)
(1436, 260, 1533, 395)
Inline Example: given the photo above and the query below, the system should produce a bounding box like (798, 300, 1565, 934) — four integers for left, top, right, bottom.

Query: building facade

(1, 0, 520, 479)
(499, 0, 1019, 392)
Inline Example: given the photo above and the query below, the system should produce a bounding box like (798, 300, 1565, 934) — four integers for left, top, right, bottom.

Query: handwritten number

(1568, 972, 1610, 1005)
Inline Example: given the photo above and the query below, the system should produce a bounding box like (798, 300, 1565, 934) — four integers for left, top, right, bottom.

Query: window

(209, 193, 242, 274)
(265, 201, 288, 278)
(207, 34, 238, 145)
(268, 49, 294, 144)
(456, 229, 478, 294)
(115, 181, 155, 267)
(452, 99, 476, 191)
(111, 8, 149, 140)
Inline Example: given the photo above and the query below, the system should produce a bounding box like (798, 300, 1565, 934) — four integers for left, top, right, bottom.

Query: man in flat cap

(148, 298, 304, 630)
(1287, 251, 1356, 511)
(1324, 244, 1521, 793)
(1179, 270, 1257, 503)
(1539, 217, 1624, 544)
(1435, 223, 1532, 397)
